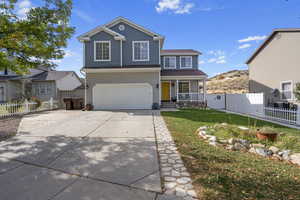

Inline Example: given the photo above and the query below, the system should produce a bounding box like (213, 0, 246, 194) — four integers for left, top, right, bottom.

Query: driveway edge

(153, 111, 198, 200)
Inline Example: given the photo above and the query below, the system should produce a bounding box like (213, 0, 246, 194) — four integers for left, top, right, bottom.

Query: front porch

(160, 79, 206, 103)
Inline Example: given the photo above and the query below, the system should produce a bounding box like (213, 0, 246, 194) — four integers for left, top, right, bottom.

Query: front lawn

(162, 109, 300, 200)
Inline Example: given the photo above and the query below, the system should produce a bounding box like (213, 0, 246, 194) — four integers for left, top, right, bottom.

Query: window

(164, 56, 176, 69)
(94, 41, 111, 61)
(33, 84, 52, 96)
(281, 81, 292, 100)
(133, 41, 149, 61)
(178, 82, 190, 93)
(180, 56, 192, 68)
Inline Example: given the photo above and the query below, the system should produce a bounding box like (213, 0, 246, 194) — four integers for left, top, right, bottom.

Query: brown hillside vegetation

(207, 70, 249, 94)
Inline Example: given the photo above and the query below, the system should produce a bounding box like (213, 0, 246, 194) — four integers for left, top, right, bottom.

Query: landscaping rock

(272, 154, 283, 161)
(290, 153, 300, 166)
(209, 141, 218, 146)
(280, 150, 291, 161)
(255, 148, 269, 157)
(219, 139, 228, 144)
(221, 123, 228, 126)
(228, 138, 236, 145)
(198, 126, 207, 131)
(233, 143, 248, 151)
(238, 126, 249, 130)
(251, 143, 265, 148)
(208, 136, 217, 142)
(226, 145, 234, 150)
(237, 139, 250, 148)
(269, 146, 280, 154)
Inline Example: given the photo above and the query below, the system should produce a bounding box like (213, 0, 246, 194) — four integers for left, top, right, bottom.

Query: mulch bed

(0, 116, 23, 141)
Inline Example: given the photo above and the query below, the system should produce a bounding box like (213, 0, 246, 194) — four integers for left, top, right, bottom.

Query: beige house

(246, 28, 300, 104)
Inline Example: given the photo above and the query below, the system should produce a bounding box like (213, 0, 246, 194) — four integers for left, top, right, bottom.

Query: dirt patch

(0, 116, 22, 141)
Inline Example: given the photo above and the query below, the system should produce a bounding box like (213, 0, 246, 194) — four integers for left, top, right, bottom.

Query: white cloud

(208, 50, 225, 57)
(207, 58, 217, 63)
(16, 0, 33, 18)
(216, 59, 226, 64)
(238, 35, 267, 43)
(156, 0, 194, 14)
(206, 50, 227, 64)
(199, 60, 205, 65)
(73, 9, 94, 23)
(238, 43, 251, 49)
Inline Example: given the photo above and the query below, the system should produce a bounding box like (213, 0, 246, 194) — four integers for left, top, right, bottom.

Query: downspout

(120, 40, 123, 67)
(80, 69, 87, 108)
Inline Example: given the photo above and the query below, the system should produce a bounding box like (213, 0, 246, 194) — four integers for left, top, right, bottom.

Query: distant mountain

(206, 70, 249, 94)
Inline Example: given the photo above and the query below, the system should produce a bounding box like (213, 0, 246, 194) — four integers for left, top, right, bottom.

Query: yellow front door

(162, 82, 170, 101)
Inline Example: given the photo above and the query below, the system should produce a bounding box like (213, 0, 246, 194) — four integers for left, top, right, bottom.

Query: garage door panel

(93, 83, 153, 110)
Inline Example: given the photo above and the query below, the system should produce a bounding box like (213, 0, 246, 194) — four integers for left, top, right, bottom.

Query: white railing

(0, 98, 59, 118)
(178, 93, 204, 102)
(264, 107, 298, 125)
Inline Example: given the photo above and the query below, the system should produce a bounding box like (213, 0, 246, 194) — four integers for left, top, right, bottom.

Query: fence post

(297, 105, 300, 126)
(50, 97, 53, 110)
(24, 99, 29, 113)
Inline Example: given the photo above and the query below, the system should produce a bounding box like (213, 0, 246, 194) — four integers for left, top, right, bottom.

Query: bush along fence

(206, 93, 300, 126)
(0, 98, 59, 118)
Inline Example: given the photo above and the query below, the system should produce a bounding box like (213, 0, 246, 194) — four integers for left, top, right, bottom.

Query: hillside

(206, 70, 249, 94)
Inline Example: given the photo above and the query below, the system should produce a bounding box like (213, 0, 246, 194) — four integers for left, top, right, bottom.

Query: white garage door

(93, 83, 153, 110)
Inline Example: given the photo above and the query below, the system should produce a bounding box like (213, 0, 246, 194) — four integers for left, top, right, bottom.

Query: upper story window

(180, 56, 192, 69)
(133, 41, 149, 61)
(94, 41, 111, 61)
(281, 81, 293, 100)
(164, 56, 176, 69)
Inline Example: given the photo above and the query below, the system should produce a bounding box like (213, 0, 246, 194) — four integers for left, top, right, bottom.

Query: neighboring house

(0, 68, 83, 104)
(246, 28, 300, 104)
(78, 17, 207, 110)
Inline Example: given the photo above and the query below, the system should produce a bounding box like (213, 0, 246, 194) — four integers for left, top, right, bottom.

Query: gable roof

(77, 17, 164, 45)
(77, 27, 126, 42)
(246, 28, 300, 64)
(161, 49, 201, 56)
(104, 17, 164, 38)
(30, 71, 75, 81)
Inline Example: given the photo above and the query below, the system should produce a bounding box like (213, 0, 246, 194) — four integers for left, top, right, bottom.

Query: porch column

(203, 79, 207, 102)
(176, 80, 179, 102)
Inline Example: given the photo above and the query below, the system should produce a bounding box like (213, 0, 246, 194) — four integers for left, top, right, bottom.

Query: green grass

(162, 109, 300, 200)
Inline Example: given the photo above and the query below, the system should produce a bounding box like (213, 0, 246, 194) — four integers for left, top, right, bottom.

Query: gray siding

(84, 32, 121, 67)
(84, 22, 160, 68)
(160, 55, 198, 70)
(86, 72, 160, 105)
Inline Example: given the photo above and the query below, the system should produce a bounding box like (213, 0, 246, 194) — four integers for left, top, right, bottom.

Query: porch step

(161, 102, 177, 108)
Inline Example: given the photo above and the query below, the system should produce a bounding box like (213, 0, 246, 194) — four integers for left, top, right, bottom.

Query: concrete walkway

(0, 110, 166, 200)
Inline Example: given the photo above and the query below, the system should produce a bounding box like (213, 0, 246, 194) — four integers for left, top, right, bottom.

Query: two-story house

(247, 28, 300, 105)
(78, 17, 207, 110)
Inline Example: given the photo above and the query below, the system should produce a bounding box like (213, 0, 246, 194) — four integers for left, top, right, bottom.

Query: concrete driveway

(0, 110, 163, 200)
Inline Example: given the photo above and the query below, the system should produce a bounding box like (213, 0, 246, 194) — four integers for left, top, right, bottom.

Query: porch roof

(161, 69, 207, 77)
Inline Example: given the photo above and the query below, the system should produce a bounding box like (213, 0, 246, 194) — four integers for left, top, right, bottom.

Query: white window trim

(94, 41, 111, 62)
(164, 56, 176, 69)
(280, 80, 293, 100)
(180, 56, 192, 69)
(132, 41, 150, 62)
(178, 81, 190, 93)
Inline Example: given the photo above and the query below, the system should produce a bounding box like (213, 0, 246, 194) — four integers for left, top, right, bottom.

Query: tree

(0, 0, 75, 74)
(294, 83, 300, 102)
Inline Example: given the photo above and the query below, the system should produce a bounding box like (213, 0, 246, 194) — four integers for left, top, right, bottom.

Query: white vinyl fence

(226, 93, 264, 117)
(264, 107, 298, 125)
(0, 98, 59, 118)
(207, 93, 300, 126)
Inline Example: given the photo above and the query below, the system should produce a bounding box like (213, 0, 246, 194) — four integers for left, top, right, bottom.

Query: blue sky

(18, 0, 300, 77)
